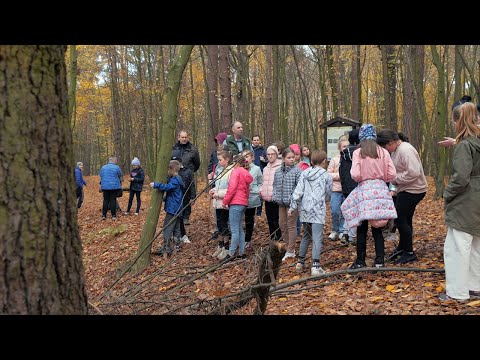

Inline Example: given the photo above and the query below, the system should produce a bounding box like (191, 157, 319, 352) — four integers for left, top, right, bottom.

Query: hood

(303, 166, 327, 181)
(466, 136, 480, 152)
(215, 132, 228, 144)
(341, 144, 358, 162)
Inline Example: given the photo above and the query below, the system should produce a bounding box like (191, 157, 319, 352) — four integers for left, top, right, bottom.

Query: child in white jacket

(289, 150, 332, 276)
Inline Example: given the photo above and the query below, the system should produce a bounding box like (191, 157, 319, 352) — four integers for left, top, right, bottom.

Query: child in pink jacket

(222, 154, 253, 259)
(341, 124, 397, 269)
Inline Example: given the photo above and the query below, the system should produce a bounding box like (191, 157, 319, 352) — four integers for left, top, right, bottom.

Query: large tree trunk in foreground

(0, 45, 88, 314)
(133, 45, 194, 272)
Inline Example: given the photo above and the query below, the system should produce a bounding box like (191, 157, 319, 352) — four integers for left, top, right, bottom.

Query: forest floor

(80, 175, 480, 315)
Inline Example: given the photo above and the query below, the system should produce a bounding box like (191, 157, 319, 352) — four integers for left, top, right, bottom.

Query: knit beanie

(131, 157, 141, 166)
(289, 143, 301, 155)
(359, 124, 377, 142)
(267, 145, 279, 156)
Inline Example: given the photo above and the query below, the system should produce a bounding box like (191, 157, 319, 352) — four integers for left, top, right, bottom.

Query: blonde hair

(453, 102, 480, 142)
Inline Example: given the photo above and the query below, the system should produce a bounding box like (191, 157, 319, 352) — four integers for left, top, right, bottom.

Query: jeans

(331, 192, 346, 233)
(229, 205, 247, 256)
(298, 223, 324, 263)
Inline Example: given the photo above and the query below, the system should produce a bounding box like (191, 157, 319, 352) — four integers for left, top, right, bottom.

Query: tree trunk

(133, 45, 194, 273)
(265, 45, 274, 144)
(326, 45, 339, 116)
(235, 45, 250, 135)
(206, 45, 219, 135)
(219, 45, 232, 133)
(200, 46, 215, 164)
(381, 45, 398, 130)
(351, 45, 362, 121)
(107, 46, 123, 167)
(0, 45, 88, 314)
(431, 45, 448, 198)
(402, 46, 415, 141)
(272, 46, 280, 141)
(68, 45, 77, 129)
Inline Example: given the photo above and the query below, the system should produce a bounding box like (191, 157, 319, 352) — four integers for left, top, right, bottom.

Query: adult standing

(252, 135, 267, 216)
(171, 130, 200, 225)
(376, 130, 427, 264)
(224, 121, 252, 156)
(99, 156, 123, 220)
(75, 161, 87, 209)
(439, 102, 480, 301)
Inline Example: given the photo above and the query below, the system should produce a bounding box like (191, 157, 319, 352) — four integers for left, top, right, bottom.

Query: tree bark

(265, 45, 274, 144)
(133, 45, 194, 273)
(68, 45, 77, 129)
(381, 45, 398, 130)
(0, 45, 88, 314)
(219, 45, 232, 133)
(326, 45, 339, 116)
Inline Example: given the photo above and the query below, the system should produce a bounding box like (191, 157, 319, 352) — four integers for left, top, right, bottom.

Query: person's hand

(149, 182, 155, 188)
(208, 188, 215, 196)
(260, 156, 265, 162)
(222, 203, 228, 209)
(437, 137, 455, 147)
(207, 173, 213, 181)
(288, 209, 293, 216)
(389, 191, 396, 197)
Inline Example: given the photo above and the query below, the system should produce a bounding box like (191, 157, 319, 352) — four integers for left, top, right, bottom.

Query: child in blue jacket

(150, 160, 184, 256)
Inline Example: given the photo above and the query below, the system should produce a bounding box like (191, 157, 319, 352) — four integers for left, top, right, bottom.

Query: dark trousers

(183, 182, 196, 219)
(127, 190, 141, 213)
(102, 190, 118, 217)
(256, 200, 263, 216)
(163, 213, 181, 253)
(265, 201, 281, 241)
(245, 207, 257, 243)
(76, 186, 84, 209)
(356, 220, 384, 264)
(215, 209, 230, 236)
(395, 192, 426, 252)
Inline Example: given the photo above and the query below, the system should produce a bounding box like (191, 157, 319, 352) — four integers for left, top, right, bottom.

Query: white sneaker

(217, 248, 229, 260)
(282, 251, 296, 262)
(328, 231, 339, 241)
(311, 266, 325, 276)
(212, 246, 223, 258)
(181, 235, 191, 243)
(295, 262, 304, 272)
(134, 212, 139, 216)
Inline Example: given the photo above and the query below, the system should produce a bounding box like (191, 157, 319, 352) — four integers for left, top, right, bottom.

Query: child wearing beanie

(125, 157, 145, 215)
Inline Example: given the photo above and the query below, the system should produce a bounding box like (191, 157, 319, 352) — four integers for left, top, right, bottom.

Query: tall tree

(351, 45, 362, 121)
(133, 45, 194, 272)
(0, 45, 88, 314)
(272, 45, 280, 141)
(380, 45, 398, 130)
(431, 45, 448, 198)
(265, 45, 274, 144)
(206, 45, 219, 135)
(68, 45, 77, 129)
(219, 45, 232, 133)
(326, 45, 339, 116)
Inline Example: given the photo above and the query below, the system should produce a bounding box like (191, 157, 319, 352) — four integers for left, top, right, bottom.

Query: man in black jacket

(171, 130, 200, 224)
(339, 128, 360, 245)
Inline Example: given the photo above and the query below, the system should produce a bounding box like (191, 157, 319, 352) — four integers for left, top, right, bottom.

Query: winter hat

(131, 157, 141, 166)
(76, 161, 83, 168)
(267, 145, 279, 156)
(215, 132, 228, 144)
(289, 143, 301, 155)
(359, 124, 377, 142)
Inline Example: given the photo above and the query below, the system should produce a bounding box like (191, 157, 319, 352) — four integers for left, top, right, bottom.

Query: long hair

(376, 130, 409, 147)
(453, 102, 480, 142)
(359, 139, 381, 159)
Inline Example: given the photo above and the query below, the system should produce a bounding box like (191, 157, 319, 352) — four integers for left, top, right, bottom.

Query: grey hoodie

(444, 136, 480, 236)
(290, 166, 333, 224)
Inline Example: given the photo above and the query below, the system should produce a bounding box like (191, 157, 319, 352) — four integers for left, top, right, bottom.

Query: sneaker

(349, 259, 367, 269)
(112, 216, 117, 220)
(469, 290, 480, 299)
(438, 293, 466, 302)
(295, 262, 304, 272)
(134, 212, 139, 216)
(153, 247, 166, 256)
(124, 211, 129, 215)
(348, 236, 357, 245)
(245, 242, 251, 250)
(387, 248, 403, 262)
(238, 254, 247, 260)
(183, 218, 190, 225)
(393, 252, 417, 264)
(181, 235, 191, 244)
(212, 246, 223, 258)
(328, 231, 339, 241)
(101, 216, 106, 221)
(311, 263, 325, 276)
(340, 234, 349, 244)
(217, 248, 229, 260)
(374, 262, 385, 268)
(211, 230, 219, 239)
(282, 251, 296, 262)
